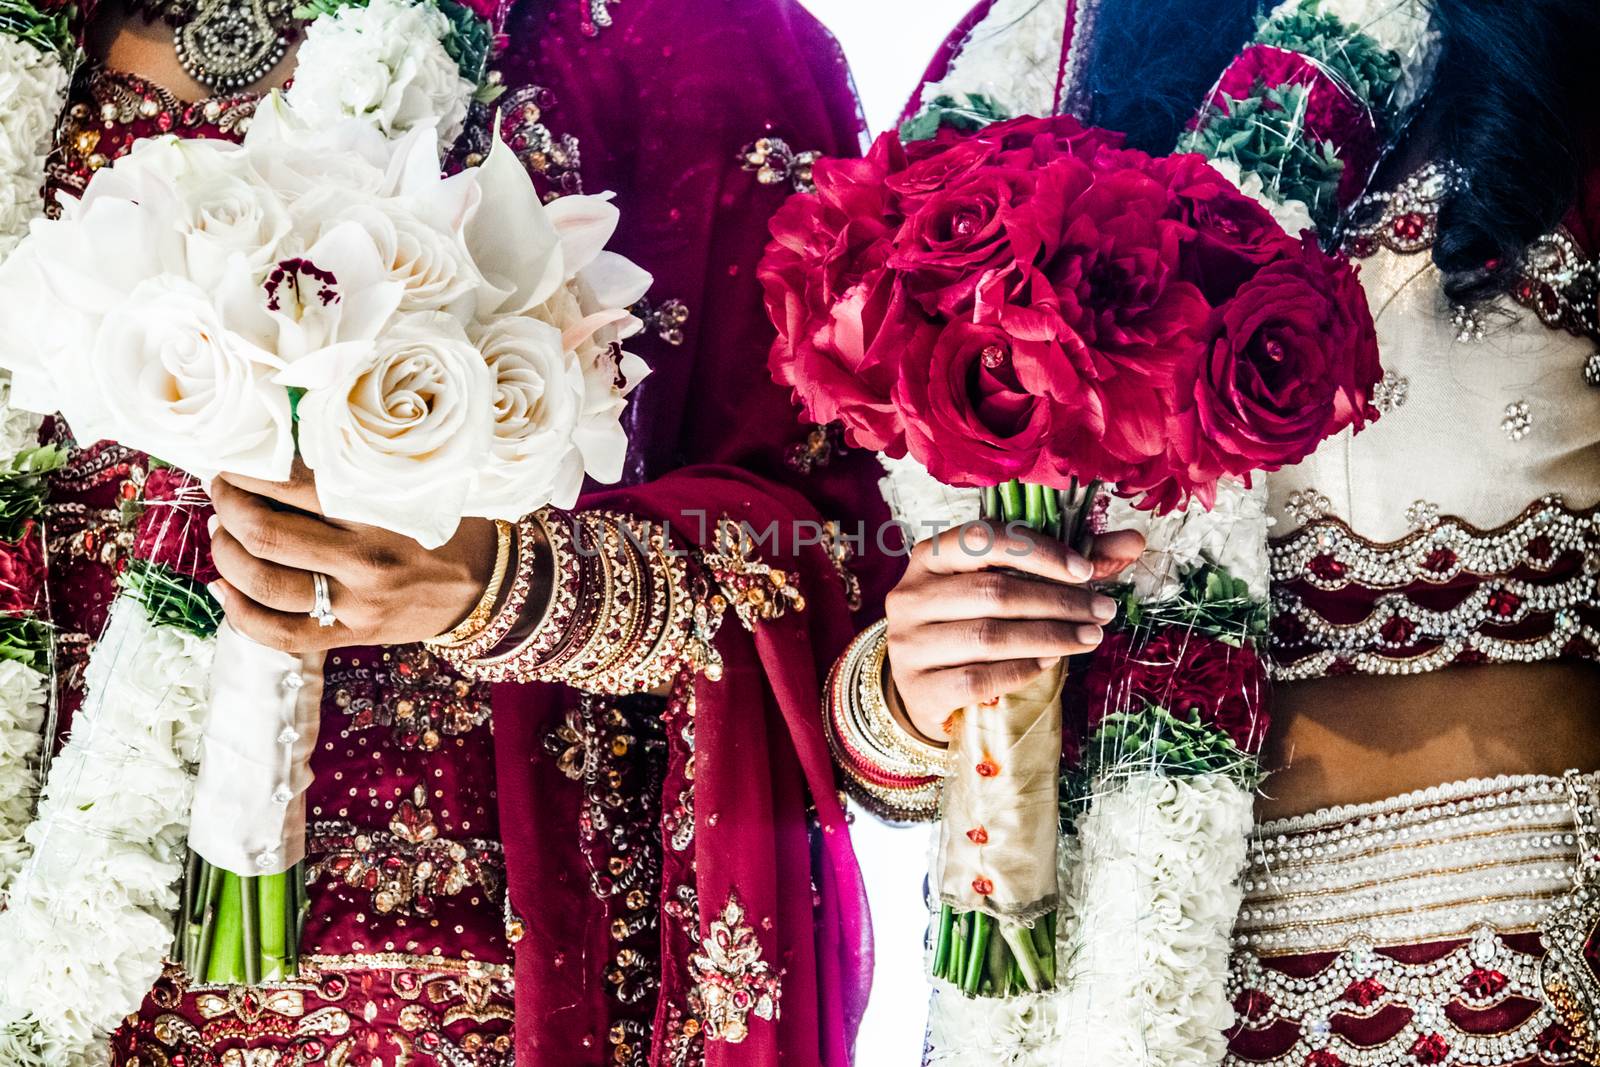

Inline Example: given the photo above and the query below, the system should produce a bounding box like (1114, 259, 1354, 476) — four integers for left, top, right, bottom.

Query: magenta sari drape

(479, 1, 897, 1063)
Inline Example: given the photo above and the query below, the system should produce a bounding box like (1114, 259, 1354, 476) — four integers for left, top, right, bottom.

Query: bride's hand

(204, 464, 500, 653)
(885, 522, 1146, 742)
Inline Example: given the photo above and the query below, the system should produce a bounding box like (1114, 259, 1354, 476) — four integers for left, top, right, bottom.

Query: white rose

(171, 158, 292, 278)
(466, 315, 586, 515)
(310, 196, 486, 316)
(281, 311, 493, 547)
(242, 94, 403, 201)
(90, 272, 294, 481)
(284, 0, 474, 148)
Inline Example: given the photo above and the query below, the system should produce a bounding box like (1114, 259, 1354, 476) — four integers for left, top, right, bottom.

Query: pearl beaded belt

(1235, 773, 1592, 955)
(1225, 774, 1600, 1067)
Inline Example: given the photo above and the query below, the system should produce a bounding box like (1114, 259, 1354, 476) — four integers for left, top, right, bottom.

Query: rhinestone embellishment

(1370, 371, 1410, 413)
(1584, 351, 1600, 388)
(1404, 500, 1440, 531)
(173, 0, 296, 92)
(1285, 490, 1332, 525)
(1502, 400, 1533, 442)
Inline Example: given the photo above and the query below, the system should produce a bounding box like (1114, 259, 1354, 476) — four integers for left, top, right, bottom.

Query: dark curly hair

(1080, 0, 1600, 303)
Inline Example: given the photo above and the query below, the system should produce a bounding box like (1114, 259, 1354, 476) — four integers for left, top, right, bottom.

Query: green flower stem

(240, 875, 262, 985)
(207, 873, 246, 985)
(932, 904, 954, 977)
(962, 912, 992, 994)
(191, 862, 222, 979)
(998, 481, 1026, 524)
(259, 874, 289, 981)
(1000, 922, 1046, 992)
(1024, 483, 1045, 530)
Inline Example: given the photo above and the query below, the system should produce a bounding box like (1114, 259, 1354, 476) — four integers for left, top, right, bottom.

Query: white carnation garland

(908, 1, 1436, 1064)
(0, 1, 504, 1062)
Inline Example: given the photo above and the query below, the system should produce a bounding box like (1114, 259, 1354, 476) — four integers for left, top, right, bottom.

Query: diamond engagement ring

(310, 571, 337, 628)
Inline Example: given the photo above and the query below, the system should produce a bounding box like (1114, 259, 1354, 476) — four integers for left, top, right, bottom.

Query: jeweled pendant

(173, 0, 293, 92)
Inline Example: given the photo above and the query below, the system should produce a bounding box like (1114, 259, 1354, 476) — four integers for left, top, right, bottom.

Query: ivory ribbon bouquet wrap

(0, 0, 649, 1055)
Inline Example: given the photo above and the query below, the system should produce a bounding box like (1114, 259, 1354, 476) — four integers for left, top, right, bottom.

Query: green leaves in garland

(899, 92, 1010, 144)
(1111, 564, 1269, 646)
(0, 617, 51, 674)
(0, 0, 77, 60)
(1179, 84, 1345, 232)
(0, 444, 64, 543)
(1079, 703, 1266, 786)
(1257, 1, 1404, 114)
(120, 560, 224, 639)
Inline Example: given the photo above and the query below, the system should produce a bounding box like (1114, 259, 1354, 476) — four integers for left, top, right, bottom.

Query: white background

(794, 3, 977, 1064)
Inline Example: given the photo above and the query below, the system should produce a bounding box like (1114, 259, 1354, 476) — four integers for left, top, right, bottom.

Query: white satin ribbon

(188, 622, 325, 875)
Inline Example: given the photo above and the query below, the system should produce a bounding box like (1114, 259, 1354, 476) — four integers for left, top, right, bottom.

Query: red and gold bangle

(824, 619, 946, 821)
(568, 513, 654, 690)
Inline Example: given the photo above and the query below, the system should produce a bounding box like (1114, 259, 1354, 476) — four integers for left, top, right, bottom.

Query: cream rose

(281, 311, 493, 547)
(465, 315, 585, 515)
(91, 272, 294, 481)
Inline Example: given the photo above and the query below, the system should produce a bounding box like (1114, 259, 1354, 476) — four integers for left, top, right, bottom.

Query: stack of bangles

(428, 507, 696, 695)
(824, 618, 948, 821)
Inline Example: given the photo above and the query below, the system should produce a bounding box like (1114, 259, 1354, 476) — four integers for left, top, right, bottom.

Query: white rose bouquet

(0, 87, 650, 1061)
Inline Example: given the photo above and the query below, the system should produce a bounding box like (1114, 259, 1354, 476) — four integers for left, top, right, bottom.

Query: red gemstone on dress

(1485, 590, 1521, 618)
(1422, 547, 1458, 573)
(1410, 1032, 1449, 1065)
(1461, 967, 1508, 999)
(1379, 616, 1415, 646)
(1539, 1023, 1575, 1056)
(975, 758, 1000, 778)
(1342, 977, 1386, 1007)
(1392, 212, 1426, 239)
(971, 876, 994, 896)
(1306, 1052, 1347, 1067)
(1350, 235, 1377, 257)
(966, 826, 989, 844)
(1233, 988, 1274, 1020)
(1308, 554, 1346, 581)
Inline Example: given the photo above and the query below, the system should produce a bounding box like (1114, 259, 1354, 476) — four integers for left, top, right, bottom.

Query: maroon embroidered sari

(41, 1, 892, 1063)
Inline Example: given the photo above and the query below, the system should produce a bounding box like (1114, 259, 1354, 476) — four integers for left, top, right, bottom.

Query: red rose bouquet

(760, 112, 1380, 1000)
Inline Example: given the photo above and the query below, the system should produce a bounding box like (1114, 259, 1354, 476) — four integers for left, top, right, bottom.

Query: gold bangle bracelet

(428, 518, 513, 649)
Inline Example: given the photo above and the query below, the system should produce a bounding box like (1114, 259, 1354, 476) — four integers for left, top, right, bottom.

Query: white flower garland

(0, 656, 48, 895)
(0, 599, 212, 1067)
(283, 0, 476, 148)
(0, 33, 69, 258)
(917, 0, 1066, 123)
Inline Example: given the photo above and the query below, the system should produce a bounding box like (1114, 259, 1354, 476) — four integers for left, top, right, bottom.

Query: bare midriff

(1259, 661, 1600, 819)
(87, 0, 299, 100)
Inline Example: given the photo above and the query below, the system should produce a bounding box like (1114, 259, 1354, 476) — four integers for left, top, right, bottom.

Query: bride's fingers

(209, 525, 321, 613)
(208, 578, 357, 654)
(1088, 528, 1146, 580)
(209, 478, 354, 578)
(216, 457, 323, 518)
(891, 572, 1117, 624)
(909, 658, 1059, 711)
(893, 619, 1103, 670)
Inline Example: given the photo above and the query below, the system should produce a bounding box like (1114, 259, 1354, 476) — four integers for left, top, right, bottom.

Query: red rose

(134, 467, 220, 583)
(896, 320, 1089, 487)
(1084, 626, 1269, 754)
(762, 139, 921, 452)
(1165, 153, 1303, 302)
(0, 521, 46, 617)
(1157, 238, 1379, 508)
(891, 169, 1037, 317)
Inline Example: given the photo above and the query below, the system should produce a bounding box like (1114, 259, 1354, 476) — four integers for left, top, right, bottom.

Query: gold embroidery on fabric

(739, 136, 820, 193)
(689, 892, 782, 1044)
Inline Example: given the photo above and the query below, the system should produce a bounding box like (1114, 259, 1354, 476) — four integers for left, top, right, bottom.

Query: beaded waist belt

(1235, 773, 1592, 955)
(1227, 774, 1600, 1066)
(1267, 496, 1600, 681)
